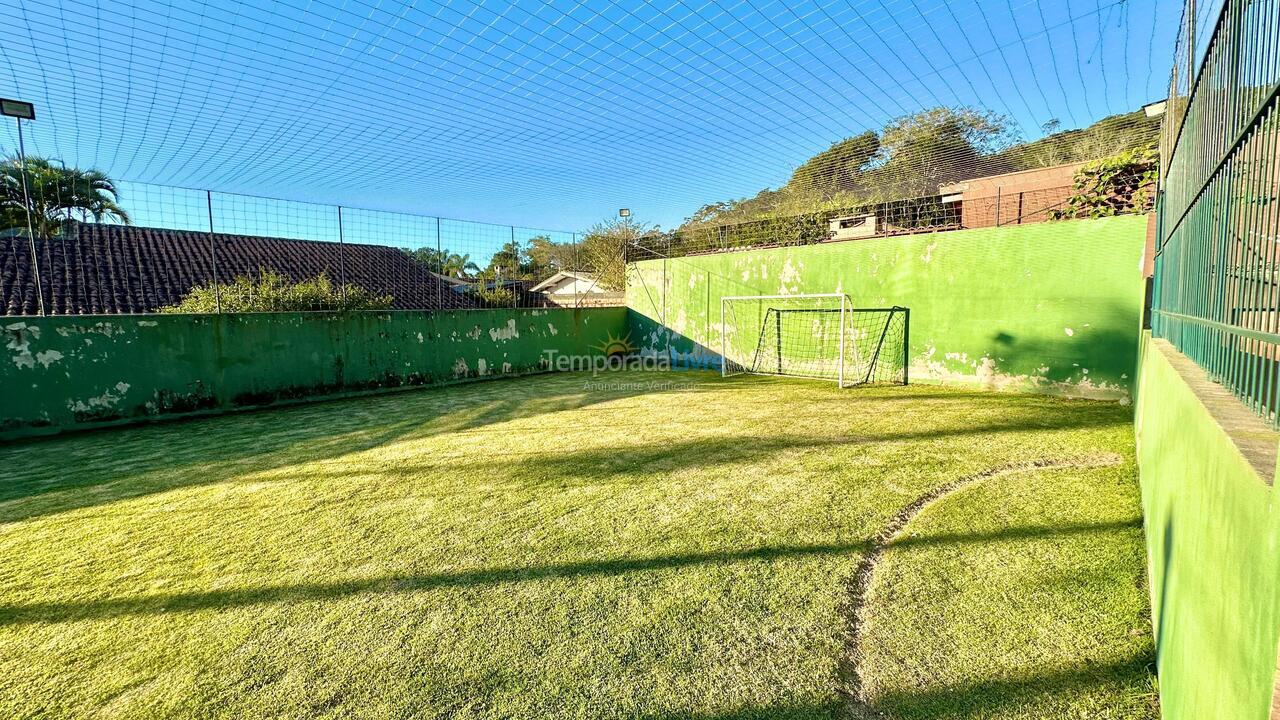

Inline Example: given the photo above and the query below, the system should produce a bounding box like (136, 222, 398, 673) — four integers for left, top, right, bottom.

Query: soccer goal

(720, 294, 908, 387)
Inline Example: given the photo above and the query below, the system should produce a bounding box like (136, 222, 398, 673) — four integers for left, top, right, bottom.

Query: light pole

(1, 98, 43, 316)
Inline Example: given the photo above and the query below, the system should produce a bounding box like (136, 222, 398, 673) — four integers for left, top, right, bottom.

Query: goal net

(720, 294, 908, 387)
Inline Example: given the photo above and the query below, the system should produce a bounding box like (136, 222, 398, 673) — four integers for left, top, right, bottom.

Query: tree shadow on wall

(983, 308, 1141, 397)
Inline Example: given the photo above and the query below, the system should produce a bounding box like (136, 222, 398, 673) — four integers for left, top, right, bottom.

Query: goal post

(720, 294, 908, 387)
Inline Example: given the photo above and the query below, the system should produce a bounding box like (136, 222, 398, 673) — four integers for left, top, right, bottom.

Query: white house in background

(531, 271, 605, 296)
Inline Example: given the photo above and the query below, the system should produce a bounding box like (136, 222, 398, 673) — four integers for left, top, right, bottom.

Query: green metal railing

(1153, 0, 1280, 425)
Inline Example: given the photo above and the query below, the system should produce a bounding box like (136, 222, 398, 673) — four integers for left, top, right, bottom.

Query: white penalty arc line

(837, 453, 1126, 718)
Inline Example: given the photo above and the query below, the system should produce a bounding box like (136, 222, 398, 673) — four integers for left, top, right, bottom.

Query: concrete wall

(1137, 335, 1280, 720)
(1, 307, 627, 440)
(628, 215, 1148, 400)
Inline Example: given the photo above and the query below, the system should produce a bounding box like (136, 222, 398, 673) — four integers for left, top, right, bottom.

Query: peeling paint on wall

(778, 258, 802, 295)
(6, 322, 39, 369)
(921, 242, 938, 263)
(488, 319, 519, 341)
(1, 308, 628, 439)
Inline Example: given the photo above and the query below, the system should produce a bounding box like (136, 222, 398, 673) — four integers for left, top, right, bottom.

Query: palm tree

(407, 248, 480, 279)
(0, 156, 130, 237)
(443, 252, 480, 278)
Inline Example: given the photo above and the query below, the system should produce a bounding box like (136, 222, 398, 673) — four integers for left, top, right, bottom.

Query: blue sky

(0, 0, 1182, 248)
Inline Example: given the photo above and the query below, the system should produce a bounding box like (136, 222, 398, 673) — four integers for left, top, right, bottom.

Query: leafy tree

(673, 105, 1161, 238)
(478, 234, 579, 282)
(443, 252, 480, 278)
(1001, 110, 1161, 170)
(786, 131, 880, 197)
(160, 270, 393, 313)
(526, 234, 575, 276)
(469, 285, 515, 306)
(483, 240, 527, 280)
(0, 156, 130, 236)
(579, 217, 648, 291)
(873, 107, 1016, 196)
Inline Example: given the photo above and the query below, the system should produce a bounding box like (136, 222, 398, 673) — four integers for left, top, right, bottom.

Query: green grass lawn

(0, 371, 1154, 719)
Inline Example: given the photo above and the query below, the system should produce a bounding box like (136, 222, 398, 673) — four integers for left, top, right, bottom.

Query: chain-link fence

(626, 182, 1119, 261)
(0, 180, 627, 316)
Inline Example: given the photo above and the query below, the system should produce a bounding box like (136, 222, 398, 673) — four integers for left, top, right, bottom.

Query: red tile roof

(1, 224, 492, 315)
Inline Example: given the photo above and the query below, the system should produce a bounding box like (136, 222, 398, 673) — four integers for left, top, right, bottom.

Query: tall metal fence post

(572, 231, 580, 309)
(511, 225, 518, 309)
(15, 117, 44, 316)
(337, 205, 347, 307)
(994, 187, 1002, 228)
(435, 216, 443, 311)
(207, 190, 221, 314)
(1186, 0, 1196, 93)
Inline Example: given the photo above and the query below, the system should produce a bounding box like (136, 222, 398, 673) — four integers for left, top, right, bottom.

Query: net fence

(0, 180, 628, 315)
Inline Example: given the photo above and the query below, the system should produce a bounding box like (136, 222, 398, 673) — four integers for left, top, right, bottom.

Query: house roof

(432, 271, 473, 287)
(0, 223, 484, 315)
(530, 270, 598, 292)
(938, 161, 1085, 198)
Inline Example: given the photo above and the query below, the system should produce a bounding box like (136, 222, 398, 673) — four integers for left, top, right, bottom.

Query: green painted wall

(627, 215, 1147, 399)
(1, 307, 627, 439)
(1136, 334, 1280, 720)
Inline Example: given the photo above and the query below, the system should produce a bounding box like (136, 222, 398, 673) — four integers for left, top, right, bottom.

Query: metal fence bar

(337, 205, 347, 305)
(207, 190, 221, 314)
(1152, 0, 1280, 425)
(436, 216, 443, 311)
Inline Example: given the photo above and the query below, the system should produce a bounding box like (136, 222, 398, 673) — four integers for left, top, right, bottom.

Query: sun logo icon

(592, 330, 635, 358)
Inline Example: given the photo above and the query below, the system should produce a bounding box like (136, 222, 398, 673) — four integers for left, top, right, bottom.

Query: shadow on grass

(268, 408, 1131, 499)
(870, 652, 1155, 720)
(432, 405, 1131, 485)
(0, 515, 1143, 628)
(0, 541, 868, 626)
(0, 372, 692, 522)
(887, 518, 1143, 550)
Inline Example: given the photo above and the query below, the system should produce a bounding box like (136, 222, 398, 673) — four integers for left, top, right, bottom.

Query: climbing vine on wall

(1052, 146, 1158, 219)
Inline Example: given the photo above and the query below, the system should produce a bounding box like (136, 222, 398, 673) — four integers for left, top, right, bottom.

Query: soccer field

(0, 371, 1155, 719)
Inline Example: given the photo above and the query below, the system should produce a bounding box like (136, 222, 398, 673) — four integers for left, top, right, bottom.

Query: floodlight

(0, 98, 34, 120)
(618, 208, 631, 218)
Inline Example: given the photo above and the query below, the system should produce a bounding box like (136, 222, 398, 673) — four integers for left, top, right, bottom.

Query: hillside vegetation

(679, 107, 1160, 231)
